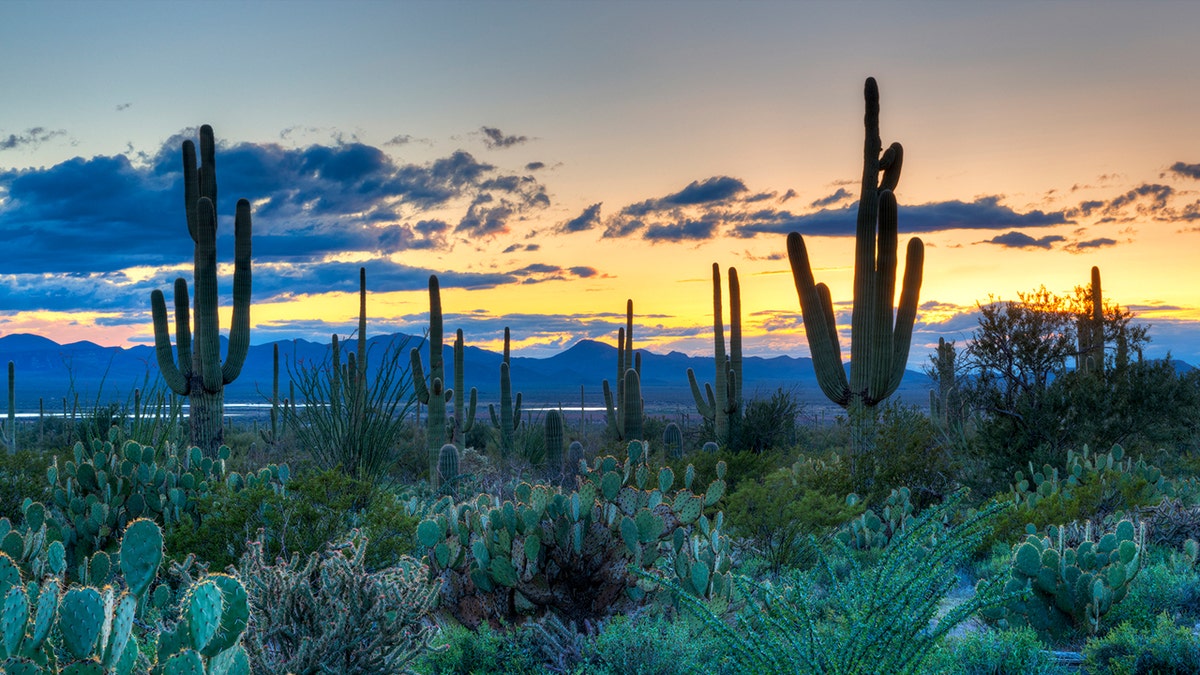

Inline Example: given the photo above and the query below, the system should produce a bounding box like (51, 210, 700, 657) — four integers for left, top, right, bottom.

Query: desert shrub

(166, 467, 418, 569)
(654, 491, 1007, 675)
(414, 621, 544, 675)
(924, 626, 1066, 675)
(239, 531, 439, 675)
(870, 402, 954, 505)
(1083, 613, 1200, 675)
(665, 445, 791, 496)
(724, 464, 861, 574)
(733, 387, 802, 454)
(1099, 556, 1200, 631)
(0, 448, 50, 517)
(583, 609, 732, 675)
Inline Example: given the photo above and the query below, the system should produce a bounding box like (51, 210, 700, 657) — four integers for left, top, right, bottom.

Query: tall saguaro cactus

(603, 300, 641, 440)
(151, 125, 252, 455)
(452, 328, 478, 448)
(488, 327, 523, 456)
(1076, 266, 1106, 375)
(786, 78, 924, 475)
(3, 361, 15, 454)
(412, 275, 453, 488)
(687, 263, 743, 446)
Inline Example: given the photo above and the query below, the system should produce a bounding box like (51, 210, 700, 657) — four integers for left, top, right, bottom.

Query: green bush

(925, 627, 1067, 675)
(870, 402, 954, 505)
(0, 448, 50, 517)
(1100, 557, 1200, 631)
(724, 466, 860, 574)
(165, 467, 418, 569)
(414, 622, 544, 675)
(583, 610, 731, 675)
(1083, 613, 1200, 675)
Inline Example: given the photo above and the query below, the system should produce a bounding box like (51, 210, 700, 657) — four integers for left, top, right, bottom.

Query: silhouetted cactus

(687, 264, 742, 446)
(412, 275, 453, 488)
(786, 78, 923, 481)
(488, 328, 522, 457)
(544, 409, 564, 471)
(663, 422, 683, 459)
(2, 361, 14, 454)
(603, 300, 641, 441)
(150, 125, 253, 455)
(1076, 266, 1107, 375)
(452, 328, 477, 449)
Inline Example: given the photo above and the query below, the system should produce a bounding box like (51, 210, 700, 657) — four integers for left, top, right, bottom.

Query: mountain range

(0, 332, 937, 417)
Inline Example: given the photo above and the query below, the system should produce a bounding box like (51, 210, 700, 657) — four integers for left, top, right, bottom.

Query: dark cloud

(643, 219, 718, 242)
(0, 127, 68, 152)
(385, 134, 413, 146)
(480, 126, 528, 149)
(0, 132, 549, 274)
(662, 176, 746, 206)
(979, 231, 1065, 249)
(569, 266, 599, 278)
(1169, 162, 1200, 180)
(734, 196, 1069, 238)
(1072, 237, 1118, 250)
(560, 202, 602, 233)
(115, 103, 132, 112)
(525, 162, 545, 171)
(810, 188, 853, 208)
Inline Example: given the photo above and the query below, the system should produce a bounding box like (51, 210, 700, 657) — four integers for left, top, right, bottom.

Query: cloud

(1169, 162, 1200, 180)
(0, 127, 68, 152)
(115, 103, 132, 112)
(480, 126, 528, 149)
(0, 132, 550, 274)
(810, 188, 853, 208)
(1071, 237, 1118, 250)
(661, 176, 746, 206)
(979, 231, 1065, 249)
(559, 202, 602, 233)
(385, 134, 413, 146)
(643, 219, 718, 242)
(734, 195, 1069, 238)
(525, 162, 545, 171)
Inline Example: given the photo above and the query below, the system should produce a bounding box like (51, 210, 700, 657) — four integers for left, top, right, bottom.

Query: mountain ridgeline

(0, 332, 944, 415)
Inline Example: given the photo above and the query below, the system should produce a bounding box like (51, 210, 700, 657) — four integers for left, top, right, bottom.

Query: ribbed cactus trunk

(786, 78, 924, 486)
(602, 300, 639, 441)
(544, 409, 564, 471)
(3, 361, 15, 454)
(622, 368, 643, 441)
(452, 328, 477, 449)
(150, 125, 252, 456)
(412, 275, 452, 488)
(1076, 266, 1106, 376)
(488, 328, 522, 457)
(687, 264, 742, 447)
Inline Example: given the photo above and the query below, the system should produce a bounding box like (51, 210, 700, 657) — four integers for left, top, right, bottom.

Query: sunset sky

(2, 0, 1199, 369)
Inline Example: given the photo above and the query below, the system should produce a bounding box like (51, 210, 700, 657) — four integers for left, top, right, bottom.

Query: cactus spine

(488, 328, 522, 456)
(150, 125, 252, 455)
(412, 275, 453, 489)
(452, 329, 477, 448)
(786, 78, 923, 478)
(687, 264, 742, 446)
(1076, 266, 1106, 375)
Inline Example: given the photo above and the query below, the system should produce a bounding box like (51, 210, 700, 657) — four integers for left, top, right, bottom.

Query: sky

(2, 0, 1200, 371)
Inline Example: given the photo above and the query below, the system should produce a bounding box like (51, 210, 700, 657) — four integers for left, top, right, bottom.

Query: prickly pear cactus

(46, 439, 286, 566)
(836, 487, 915, 551)
(416, 442, 731, 627)
(982, 519, 1144, 636)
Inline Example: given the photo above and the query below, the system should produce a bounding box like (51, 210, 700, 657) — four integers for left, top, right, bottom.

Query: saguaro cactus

(151, 125, 252, 455)
(3, 361, 14, 454)
(544, 409, 564, 471)
(603, 300, 641, 441)
(786, 78, 924, 476)
(1076, 266, 1106, 375)
(488, 328, 523, 457)
(412, 275, 453, 488)
(687, 264, 743, 446)
(452, 328, 477, 448)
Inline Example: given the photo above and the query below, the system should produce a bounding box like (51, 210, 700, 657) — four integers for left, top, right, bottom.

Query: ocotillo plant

(412, 275, 453, 488)
(488, 327, 523, 456)
(3, 361, 14, 453)
(1076, 266, 1106, 375)
(452, 328, 477, 448)
(150, 125, 252, 455)
(603, 300, 641, 440)
(787, 78, 924, 481)
(687, 263, 743, 446)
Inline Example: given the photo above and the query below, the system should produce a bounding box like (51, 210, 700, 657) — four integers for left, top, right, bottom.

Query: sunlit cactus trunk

(150, 126, 252, 456)
(786, 78, 924, 486)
